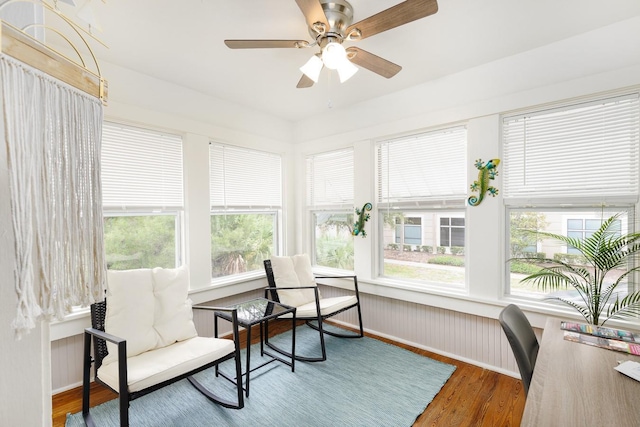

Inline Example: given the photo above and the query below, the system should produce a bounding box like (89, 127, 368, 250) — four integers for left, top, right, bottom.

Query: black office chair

(499, 304, 539, 396)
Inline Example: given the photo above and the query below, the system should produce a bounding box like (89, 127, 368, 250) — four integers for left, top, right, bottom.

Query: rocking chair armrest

(84, 327, 128, 396)
(84, 327, 125, 346)
(192, 306, 241, 347)
(263, 285, 318, 291)
(314, 275, 360, 295)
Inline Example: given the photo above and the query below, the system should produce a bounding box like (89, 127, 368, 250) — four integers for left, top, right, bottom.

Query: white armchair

(82, 266, 244, 427)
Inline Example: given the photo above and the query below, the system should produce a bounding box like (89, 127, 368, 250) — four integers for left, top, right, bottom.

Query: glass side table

(213, 297, 296, 397)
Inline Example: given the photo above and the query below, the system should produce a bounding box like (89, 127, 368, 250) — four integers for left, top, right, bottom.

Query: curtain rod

(0, 20, 107, 104)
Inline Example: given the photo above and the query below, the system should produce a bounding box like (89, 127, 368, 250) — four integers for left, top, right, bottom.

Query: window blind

(376, 126, 467, 208)
(209, 143, 282, 209)
(503, 93, 640, 204)
(306, 148, 354, 209)
(101, 122, 184, 209)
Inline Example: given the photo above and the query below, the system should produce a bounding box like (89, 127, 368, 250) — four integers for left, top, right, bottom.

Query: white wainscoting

(51, 287, 538, 393)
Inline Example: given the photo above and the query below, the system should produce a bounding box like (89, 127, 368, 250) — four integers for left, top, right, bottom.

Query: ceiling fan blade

(346, 0, 438, 40)
(295, 0, 329, 30)
(224, 40, 309, 49)
(297, 74, 315, 88)
(346, 47, 401, 78)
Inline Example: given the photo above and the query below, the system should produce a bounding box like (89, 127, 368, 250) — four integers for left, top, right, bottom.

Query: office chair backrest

(499, 304, 539, 395)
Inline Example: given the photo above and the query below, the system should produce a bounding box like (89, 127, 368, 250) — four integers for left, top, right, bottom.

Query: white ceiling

(77, 0, 640, 123)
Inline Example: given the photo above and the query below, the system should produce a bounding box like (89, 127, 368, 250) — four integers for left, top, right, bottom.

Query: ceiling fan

(224, 0, 439, 88)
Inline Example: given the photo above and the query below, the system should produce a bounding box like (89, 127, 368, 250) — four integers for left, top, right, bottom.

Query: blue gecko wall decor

(468, 158, 500, 206)
(352, 202, 372, 238)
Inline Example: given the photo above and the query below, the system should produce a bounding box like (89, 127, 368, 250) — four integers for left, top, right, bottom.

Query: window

(440, 217, 465, 249)
(306, 148, 354, 270)
(504, 93, 640, 298)
(395, 217, 422, 246)
(508, 209, 632, 297)
(377, 126, 467, 287)
(209, 143, 281, 278)
(101, 122, 183, 270)
(567, 218, 621, 254)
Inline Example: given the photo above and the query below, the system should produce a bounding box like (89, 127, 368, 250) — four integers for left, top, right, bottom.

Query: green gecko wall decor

(468, 158, 500, 206)
(352, 202, 372, 238)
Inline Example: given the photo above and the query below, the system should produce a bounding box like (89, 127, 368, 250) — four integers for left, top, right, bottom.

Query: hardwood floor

(52, 323, 525, 426)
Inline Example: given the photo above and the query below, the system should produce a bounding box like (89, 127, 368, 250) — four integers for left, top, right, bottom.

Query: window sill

(49, 270, 640, 341)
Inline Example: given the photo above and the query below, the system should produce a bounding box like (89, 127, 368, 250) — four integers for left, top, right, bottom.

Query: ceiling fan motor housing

(310, 0, 354, 47)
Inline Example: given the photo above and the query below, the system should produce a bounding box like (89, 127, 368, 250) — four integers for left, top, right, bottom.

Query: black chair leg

(82, 331, 96, 427)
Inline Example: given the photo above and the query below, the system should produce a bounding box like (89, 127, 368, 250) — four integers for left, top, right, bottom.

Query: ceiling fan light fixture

(300, 55, 323, 83)
(336, 59, 358, 83)
(321, 42, 346, 70)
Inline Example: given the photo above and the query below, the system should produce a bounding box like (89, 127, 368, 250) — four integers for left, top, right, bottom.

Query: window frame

(502, 92, 640, 299)
(305, 148, 355, 270)
(208, 142, 283, 279)
(375, 125, 467, 288)
(101, 121, 185, 270)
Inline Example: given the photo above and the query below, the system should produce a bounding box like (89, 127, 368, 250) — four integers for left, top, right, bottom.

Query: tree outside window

(210, 213, 276, 278)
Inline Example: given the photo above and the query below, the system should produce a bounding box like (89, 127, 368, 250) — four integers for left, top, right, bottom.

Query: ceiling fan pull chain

(327, 70, 333, 109)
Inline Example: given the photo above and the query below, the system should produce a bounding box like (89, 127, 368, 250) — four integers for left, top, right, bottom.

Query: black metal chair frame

(498, 304, 539, 396)
(82, 302, 244, 427)
(263, 259, 364, 362)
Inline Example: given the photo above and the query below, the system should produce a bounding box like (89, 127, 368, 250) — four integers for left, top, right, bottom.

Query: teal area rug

(67, 325, 456, 426)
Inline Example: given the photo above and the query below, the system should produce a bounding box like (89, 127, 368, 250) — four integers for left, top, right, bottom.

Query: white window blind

(101, 122, 184, 209)
(503, 93, 640, 204)
(377, 126, 467, 208)
(209, 143, 282, 209)
(306, 148, 354, 209)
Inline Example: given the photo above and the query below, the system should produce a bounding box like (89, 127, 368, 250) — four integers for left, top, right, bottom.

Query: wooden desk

(522, 318, 640, 427)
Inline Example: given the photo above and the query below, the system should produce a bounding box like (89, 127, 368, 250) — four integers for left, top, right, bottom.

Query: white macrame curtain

(0, 53, 107, 340)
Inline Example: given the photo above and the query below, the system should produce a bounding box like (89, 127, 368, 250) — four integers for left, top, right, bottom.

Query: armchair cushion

(103, 269, 157, 365)
(102, 266, 197, 366)
(295, 295, 358, 318)
(270, 254, 320, 307)
(97, 336, 234, 393)
(153, 266, 198, 348)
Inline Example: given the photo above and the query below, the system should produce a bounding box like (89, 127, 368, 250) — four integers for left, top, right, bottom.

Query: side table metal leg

(214, 314, 219, 377)
(291, 314, 296, 372)
(260, 320, 265, 356)
(245, 325, 251, 397)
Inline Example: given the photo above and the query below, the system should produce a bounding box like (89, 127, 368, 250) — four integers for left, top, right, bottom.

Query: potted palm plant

(515, 213, 640, 326)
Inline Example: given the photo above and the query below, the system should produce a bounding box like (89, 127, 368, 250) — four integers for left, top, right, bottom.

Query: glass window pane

(451, 218, 465, 227)
(211, 213, 276, 278)
(104, 215, 178, 270)
(313, 212, 354, 270)
(567, 231, 583, 239)
(567, 219, 583, 230)
(451, 228, 465, 247)
(382, 210, 465, 288)
(508, 209, 631, 298)
(585, 219, 601, 231)
(404, 225, 422, 245)
(440, 227, 450, 247)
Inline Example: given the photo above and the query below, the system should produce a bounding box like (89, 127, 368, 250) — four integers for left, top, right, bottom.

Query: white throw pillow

(103, 269, 158, 366)
(270, 254, 318, 307)
(152, 266, 198, 348)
